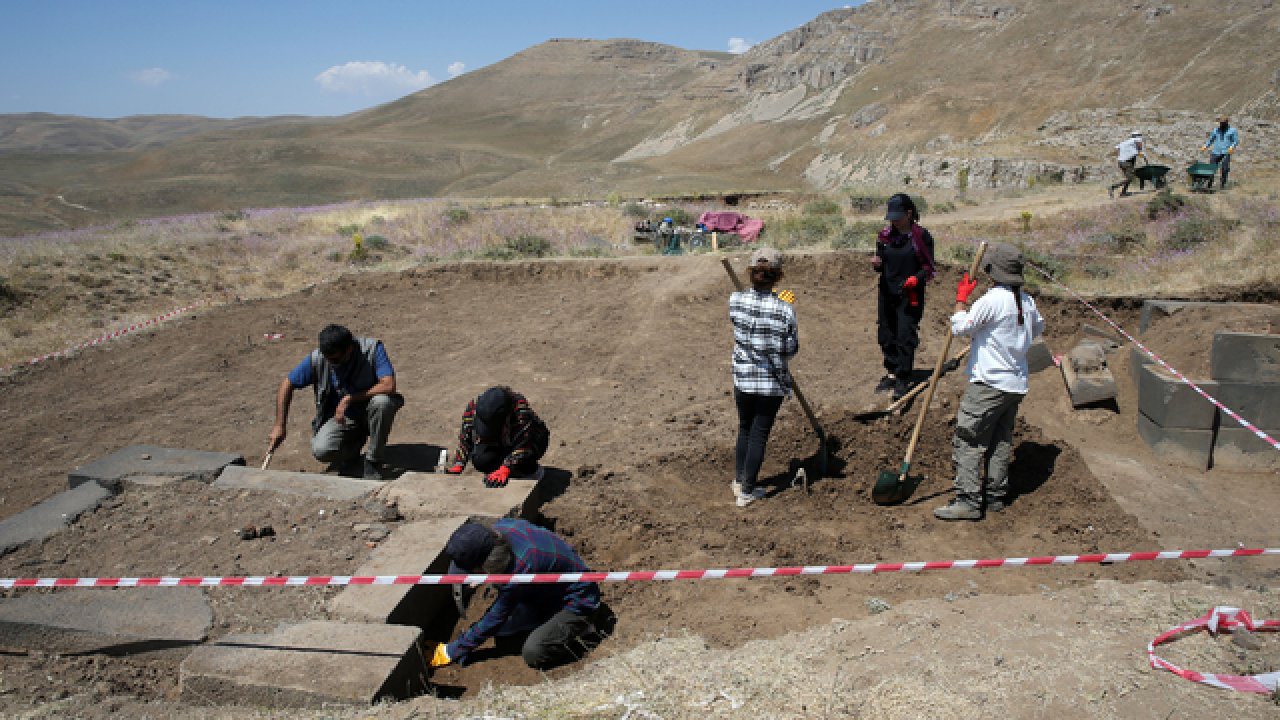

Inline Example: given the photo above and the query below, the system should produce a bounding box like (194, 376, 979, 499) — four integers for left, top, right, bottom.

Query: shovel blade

(872, 468, 923, 505)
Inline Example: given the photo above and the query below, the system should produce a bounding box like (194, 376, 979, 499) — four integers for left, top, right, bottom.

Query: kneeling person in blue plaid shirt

(429, 519, 613, 670)
(728, 247, 799, 508)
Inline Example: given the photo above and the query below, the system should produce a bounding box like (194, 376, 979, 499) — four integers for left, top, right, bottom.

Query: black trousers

(876, 289, 924, 379)
(734, 389, 784, 487)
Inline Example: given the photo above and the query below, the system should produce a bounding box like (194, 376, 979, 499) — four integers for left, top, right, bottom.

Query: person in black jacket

(871, 193, 936, 400)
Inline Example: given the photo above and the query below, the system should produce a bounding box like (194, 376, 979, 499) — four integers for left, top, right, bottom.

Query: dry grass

(4, 185, 1278, 371)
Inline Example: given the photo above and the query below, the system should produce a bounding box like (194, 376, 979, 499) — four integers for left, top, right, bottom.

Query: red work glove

(956, 272, 978, 303)
(906, 287, 920, 307)
(446, 463, 465, 474)
(484, 465, 511, 488)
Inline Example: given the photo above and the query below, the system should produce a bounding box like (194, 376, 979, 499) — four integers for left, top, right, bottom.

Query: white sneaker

(732, 482, 767, 507)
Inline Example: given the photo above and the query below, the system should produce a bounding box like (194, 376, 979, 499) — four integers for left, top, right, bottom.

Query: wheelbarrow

(1186, 161, 1220, 192)
(1134, 163, 1170, 190)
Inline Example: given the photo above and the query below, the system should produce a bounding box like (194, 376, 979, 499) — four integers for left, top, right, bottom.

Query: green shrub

(1146, 190, 1188, 220)
(506, 234, 552, 258)
(1019, 245, 1065, 288)
(663, 207, 694, 226)
(803, 198, 843, 216)
(1166, 215, 1236, 251)
(606, 192, 622, 207)
(479, 245, 517, 261)
(327, 250, 344, 262)
(570, 246, 612, 258)
(444, 206, 471, 224)
(336, 224, 361, 237)
(623, 202, 649, 219)
(777, 213, 844, 248)
(957, 168, 970, 193)
(944, 243, 976, 268)
(832, 221, 882, 251)
(848, 193, 885, 213)
(364, 234, 390, 250)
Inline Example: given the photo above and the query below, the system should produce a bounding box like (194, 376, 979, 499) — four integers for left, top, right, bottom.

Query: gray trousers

(311, 393, 402, 464)
(952, 382, 1024, 504)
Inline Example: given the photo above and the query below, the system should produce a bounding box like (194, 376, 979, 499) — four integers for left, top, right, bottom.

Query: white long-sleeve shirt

(951, 285, 1045, 394)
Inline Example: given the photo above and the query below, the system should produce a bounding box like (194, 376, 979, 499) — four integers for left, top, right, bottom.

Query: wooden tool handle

(898, 242, 988, 481)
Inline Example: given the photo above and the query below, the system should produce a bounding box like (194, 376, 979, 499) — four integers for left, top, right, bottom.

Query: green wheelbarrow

(1186, 161, 1220, 192)
(1134, 163, 1170, 190)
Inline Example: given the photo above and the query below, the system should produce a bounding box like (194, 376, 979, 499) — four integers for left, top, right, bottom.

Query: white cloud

(447, 61, 466, 77)
(131, 67, 173, 87)
(315, 61, 435, 95)
(728, 37, 754, 54)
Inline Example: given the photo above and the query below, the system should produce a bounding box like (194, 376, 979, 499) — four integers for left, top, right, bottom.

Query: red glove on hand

(956, 272, 978, 303)
(446, 463, 465, 474)
(902, 275, 919, 290)
(484, 465, 511, 488)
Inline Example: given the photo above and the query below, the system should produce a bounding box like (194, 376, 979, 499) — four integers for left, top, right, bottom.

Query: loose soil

(1, 252, 1277, 715)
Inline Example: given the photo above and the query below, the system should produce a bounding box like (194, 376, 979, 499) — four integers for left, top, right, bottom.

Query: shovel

(721, 257, 828, 480)
(872, 242, 987, 505)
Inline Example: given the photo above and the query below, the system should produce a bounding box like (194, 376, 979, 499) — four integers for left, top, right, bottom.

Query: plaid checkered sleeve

(729, 289, 799, 396)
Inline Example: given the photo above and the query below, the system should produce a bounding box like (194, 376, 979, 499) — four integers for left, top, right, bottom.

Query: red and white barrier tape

(1026, 261, 1280, 454)
(1, 298, 212, 374)
(1, 547, 1275, 589)
(1149, 606, 1280, 694)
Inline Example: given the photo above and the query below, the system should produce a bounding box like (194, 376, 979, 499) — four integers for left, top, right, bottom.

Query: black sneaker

(362, 458, 386, 480)
(874, 375, 897, 394)
(892, 379, 911, 401)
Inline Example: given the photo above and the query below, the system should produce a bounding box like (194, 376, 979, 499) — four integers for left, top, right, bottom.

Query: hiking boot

(986, 496, 1008, 513)
(1107, 185, 1115, 199)
(732, 482, 767, 508)
(362, 458, 387, 481)
(892, 378, 911, 401)
(933, 498, 982, 521)
(874, 375, 897, 394)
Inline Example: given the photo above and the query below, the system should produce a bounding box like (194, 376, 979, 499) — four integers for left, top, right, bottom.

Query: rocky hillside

(2, 0, 1278, 235)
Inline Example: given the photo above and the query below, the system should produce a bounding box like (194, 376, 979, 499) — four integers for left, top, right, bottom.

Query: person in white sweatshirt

(935, 243, 1046, 521)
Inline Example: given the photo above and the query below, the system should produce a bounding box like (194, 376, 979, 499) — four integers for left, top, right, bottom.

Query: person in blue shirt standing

(267, 324, 403, 479)
(1202, 115, 1240, 189)
(429, 519, 611, 671)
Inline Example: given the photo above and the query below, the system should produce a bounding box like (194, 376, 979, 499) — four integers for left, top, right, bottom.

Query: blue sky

(2, 1, 858, 119)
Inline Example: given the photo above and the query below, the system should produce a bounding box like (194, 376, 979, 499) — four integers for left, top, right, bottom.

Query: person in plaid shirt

(729, 246, 799, 507)
(429, 519, 608, 670)
(445, 386, 549, 487)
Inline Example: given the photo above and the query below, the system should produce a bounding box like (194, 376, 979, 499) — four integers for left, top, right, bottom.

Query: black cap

(472, 387, 509, 441)
(445, 522, 496, 574)
(885, 194, 909, 221)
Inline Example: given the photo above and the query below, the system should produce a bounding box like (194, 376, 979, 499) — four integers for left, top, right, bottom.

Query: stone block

(1067, 341, 1107, 373)
(328, 517, 468, 626)
(0, 483, 111, 555)
(377, 471, 538, 522)
(1211, 332, 1280, 383)
(1026, 338, 1055, 374)
(1212, 427, 1280, 471)
(1139, 300, 1206, 334)
(1061, 359, 1117, 407)
(1213, 382, 1280, 431)
(1129, 344, 1155, 386)
(1137, 412, 1213, 470)
(213, 466, 382, 502)
(1082, 323, 1123, 351)
(1135, 362, 1217, 430)
(0, 587, 211, 654)
(69, 445, 245, 493)
(180, 621, 426, 707)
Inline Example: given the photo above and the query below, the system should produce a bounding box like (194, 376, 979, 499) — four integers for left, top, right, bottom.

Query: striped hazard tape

(1, 298, 214, 374)
(1, 547, 1275, 589)
(1026, 259, 1280, 454)
(1149, 606, 1280, 694)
